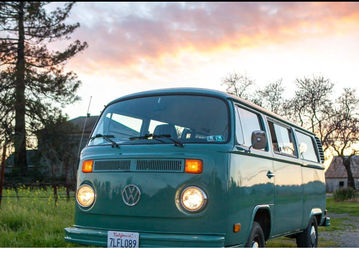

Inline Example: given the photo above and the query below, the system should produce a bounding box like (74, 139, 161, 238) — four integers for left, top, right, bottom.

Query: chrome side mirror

(251, 130, 267, 150)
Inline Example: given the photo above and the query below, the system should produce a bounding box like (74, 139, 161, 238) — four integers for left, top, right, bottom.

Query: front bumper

(64, 226, 225, 247)
(320, 209, 330, 227)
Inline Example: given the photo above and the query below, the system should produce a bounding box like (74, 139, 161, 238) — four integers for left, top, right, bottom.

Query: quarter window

(268, 121, 296, 156)
(234, 106, 244, 145)
(236, 106, 263, 148)
(296, 131, 319, 162)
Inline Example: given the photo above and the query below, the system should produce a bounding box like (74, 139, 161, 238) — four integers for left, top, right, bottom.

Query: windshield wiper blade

(153, 134, 184, 147)
(129, 134, 152, 141)
(129, 133, 183, 147)
(90, 134, 119, 148)
(129, 134, 166, 144)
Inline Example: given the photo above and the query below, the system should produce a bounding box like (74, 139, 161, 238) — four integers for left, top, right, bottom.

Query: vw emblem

(122, 184, 141, 206)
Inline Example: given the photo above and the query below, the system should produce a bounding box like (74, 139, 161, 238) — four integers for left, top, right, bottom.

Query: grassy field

(326, 197, 359, 216)
(0, 187, 358, 247)
(0, 186, 77, 247)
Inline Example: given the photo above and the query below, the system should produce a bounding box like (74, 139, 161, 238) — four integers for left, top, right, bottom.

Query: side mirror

(251, 130, 267, 150)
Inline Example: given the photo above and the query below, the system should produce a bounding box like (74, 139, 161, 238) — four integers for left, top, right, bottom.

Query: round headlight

(180, 186, 207, 212)
(76, 184, 95, 208)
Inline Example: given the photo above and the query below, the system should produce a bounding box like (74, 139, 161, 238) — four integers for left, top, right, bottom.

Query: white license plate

(107, 231, 139, 248)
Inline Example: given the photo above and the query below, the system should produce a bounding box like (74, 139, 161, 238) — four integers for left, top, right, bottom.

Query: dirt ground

(320, 213, 359, 247)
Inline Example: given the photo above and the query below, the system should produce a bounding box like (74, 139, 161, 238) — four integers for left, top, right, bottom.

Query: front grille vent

(94, 160, 131, 171)
(92, 159, 184, 172)
(136, 159, 183, 172)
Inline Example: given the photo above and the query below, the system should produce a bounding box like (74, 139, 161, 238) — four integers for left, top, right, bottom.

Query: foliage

(253, 79, 285, 114)
(0, 2, 87, 172)
(326, 196, 359, 216)
(0, 186, 79, 247)
(333, 187, 358, 202)
(36, 114, 79, 185)
(221, 72, 254, 99)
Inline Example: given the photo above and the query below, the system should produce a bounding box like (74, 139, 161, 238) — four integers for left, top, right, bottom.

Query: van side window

(234, 106, 244, 145)
(236, 106, 263, 148)
(268, 121, 296, 157)
(296, 131, 319, 162)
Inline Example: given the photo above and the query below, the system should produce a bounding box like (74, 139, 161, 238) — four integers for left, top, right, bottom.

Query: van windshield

(89, 95, 229, 146)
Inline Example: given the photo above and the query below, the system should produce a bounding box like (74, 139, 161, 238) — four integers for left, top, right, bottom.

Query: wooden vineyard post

(0, 145, 7, 209)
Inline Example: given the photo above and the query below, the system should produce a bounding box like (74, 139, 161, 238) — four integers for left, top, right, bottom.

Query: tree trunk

(14, 2, 27, 175)
(0, 145, 7, 208)
(342, 156, 356, 190)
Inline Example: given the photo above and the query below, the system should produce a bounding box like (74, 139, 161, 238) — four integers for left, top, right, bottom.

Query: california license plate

(107, 231, 139, 248)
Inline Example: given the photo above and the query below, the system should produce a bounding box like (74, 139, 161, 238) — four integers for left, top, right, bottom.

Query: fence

(0, 182, 76, 207)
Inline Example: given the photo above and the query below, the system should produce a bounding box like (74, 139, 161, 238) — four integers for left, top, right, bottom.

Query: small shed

(325, 156, 359, 192)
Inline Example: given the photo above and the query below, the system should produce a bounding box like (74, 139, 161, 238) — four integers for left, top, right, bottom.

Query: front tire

(246, 221, 266, 248)
(296, 216, 318, 247)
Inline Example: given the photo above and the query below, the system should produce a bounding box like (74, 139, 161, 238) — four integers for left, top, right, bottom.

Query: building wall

(326, 178, 359, 192)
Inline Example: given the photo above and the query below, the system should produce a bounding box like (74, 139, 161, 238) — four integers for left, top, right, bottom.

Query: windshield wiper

(129, 134, 184, 147)
(90, 134, 119, 148)
(132, 134, 184, 147)
(129, 134, 166, 145)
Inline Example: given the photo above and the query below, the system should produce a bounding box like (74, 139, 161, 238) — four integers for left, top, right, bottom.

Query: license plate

(107, 231, 139, 248)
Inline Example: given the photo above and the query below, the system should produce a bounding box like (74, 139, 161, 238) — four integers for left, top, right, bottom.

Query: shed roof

(325, 156, 359, 179)
(68, 116, 99, 134)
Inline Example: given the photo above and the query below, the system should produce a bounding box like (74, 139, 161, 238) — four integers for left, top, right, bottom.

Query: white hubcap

(252, 241, 259, 248)
(310, 225, 316, 246)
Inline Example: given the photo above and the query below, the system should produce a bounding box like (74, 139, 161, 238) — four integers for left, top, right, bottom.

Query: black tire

(246, 221, 266, 248)
(296, 216, 318, 248)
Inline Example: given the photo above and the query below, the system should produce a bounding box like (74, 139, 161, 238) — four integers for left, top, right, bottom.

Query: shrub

(333, 187, 357, 201)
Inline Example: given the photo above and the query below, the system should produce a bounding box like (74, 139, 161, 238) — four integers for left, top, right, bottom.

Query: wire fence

(0, 183, 76, 207)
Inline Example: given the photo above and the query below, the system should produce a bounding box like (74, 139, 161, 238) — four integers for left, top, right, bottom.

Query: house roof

(325, 156, 359, 179)
(68, 116, 99, 134)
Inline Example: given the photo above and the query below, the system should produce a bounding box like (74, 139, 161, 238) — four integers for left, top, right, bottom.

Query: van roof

(107, 87, 315, 136)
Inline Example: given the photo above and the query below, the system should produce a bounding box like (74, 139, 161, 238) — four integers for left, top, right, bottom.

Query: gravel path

(320, 213, 359, 247)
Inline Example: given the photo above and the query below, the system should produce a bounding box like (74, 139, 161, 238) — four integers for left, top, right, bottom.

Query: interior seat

(153, 124, 178, 138)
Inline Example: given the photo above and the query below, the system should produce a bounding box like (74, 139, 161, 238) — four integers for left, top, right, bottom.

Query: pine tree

(0, 2, 87, 174)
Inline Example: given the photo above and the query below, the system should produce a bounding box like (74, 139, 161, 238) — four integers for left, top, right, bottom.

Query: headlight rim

(76, 183, 96, 209)
(180, 185, 208, 213)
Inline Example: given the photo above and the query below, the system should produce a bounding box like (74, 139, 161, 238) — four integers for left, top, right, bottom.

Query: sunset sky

(59, 2, 359, 119)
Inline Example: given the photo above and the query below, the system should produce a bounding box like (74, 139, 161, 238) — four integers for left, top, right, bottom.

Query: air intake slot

(136, 159, 183, 172)
(314, 136, 325, 163)
(94, 160, 131, 171)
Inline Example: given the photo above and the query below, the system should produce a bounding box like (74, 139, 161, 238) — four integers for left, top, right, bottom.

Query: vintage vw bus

(65, 88, 330, 247)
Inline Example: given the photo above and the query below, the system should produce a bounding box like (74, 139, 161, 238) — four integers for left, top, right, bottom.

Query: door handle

(266, 170, 275, 179)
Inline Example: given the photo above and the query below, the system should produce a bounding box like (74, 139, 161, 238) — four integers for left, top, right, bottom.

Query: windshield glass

(89, 95, 229, 146)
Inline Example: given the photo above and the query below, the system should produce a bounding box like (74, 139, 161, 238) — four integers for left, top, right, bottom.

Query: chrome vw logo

(122, 184, 141, 206)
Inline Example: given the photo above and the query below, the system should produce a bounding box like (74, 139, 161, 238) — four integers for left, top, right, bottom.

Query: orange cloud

(67, 2, 359, 75)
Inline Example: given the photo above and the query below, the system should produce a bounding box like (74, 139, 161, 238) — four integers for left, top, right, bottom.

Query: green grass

(0, 189, 358, 247)
(266, 234, 339, 248)
(0, 186, 78, 247)
(326, 197, 359, 216)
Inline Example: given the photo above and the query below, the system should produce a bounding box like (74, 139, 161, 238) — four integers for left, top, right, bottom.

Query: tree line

(0, 2, 86, 184)
(222, 73, 359, 189)
(0, 2, 358, 192)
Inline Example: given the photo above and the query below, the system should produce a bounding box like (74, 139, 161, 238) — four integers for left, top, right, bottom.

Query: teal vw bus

(65, 88, 330, 247)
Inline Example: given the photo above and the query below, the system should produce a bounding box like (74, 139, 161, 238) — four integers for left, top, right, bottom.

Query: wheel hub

(310, 225, 317, 247)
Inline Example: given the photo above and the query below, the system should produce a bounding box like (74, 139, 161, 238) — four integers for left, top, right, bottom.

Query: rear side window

(236, 106, 263, 148)
(268, 121, 296, 157)
(296, 131, 319, 162)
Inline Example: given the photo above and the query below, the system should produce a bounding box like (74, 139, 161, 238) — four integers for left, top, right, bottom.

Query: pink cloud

(67, 2, 359, 73)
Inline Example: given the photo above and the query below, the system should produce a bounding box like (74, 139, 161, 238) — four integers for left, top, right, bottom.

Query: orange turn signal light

(82, 160, 93, 173)
(185, 159, 203, 174)
(233, 223, 241, 233)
